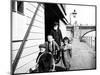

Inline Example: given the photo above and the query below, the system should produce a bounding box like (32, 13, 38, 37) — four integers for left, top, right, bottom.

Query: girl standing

(61, 37, 72, 70)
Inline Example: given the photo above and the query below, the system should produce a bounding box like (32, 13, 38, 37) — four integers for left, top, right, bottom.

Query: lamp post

(69, 9, 78, 39)
(72, 9, 77, 18)
(72, 10, 80, 39)
(69, 9, 77, 25)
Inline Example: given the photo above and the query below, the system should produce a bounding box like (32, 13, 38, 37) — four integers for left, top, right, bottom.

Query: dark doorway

(44, 3, 61, 41)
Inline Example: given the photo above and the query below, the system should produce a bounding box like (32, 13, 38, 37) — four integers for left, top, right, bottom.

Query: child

(30, 52, 55, 73)
(36, 44, 46, 62)
(61, 37, 72, 70)
(37, 52, 55, 72)
(29, 44, 46, 73)
(45, 35, 61, 64)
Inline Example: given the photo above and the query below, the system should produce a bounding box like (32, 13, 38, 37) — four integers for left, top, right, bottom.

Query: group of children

(29, 35, 72, 73)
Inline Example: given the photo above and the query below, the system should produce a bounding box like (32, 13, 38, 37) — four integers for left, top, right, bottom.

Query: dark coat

(50, 29, 63, 46)
(45, 41, 60, 55)
(36, 52, 42, 63)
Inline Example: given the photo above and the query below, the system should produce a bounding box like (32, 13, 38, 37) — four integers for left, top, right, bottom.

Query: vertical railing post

(91, 37, 92, 48)
(12, 4, 41, 74)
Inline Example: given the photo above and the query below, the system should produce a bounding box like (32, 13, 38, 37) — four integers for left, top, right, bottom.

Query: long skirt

(62, 50, 71, 70)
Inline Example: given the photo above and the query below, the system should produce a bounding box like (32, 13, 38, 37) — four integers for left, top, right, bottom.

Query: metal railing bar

(20, 51, 39, 59)
(30, 32, 44, 34)
(40, 4, 44, 9)
(26, 8, 42, 17)
(28, 3, 37, 8)
(26, 24, 44, 29)
(25, 65, 36, 73)
(25, 69, 29, 73)
(12, 4, 41, 73)
(12, 45, 38, 51)
(15, 59, 34, 70)
(25, 15, 31, 19)
(35, 19, 43, 24)
(12, 40, 27, 43)
(28, 38, 44, 40)
(25, 15, 43, 24)
(29, 3, 43, 13)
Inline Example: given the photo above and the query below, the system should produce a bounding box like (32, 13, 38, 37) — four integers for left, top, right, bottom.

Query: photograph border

(10, 0, 97, 75)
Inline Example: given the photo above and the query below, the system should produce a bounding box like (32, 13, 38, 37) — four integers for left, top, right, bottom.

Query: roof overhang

(57, 4, 68, 24)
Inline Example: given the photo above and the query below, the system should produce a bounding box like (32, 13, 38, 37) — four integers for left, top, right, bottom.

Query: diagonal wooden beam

(12, 4, 41, 74)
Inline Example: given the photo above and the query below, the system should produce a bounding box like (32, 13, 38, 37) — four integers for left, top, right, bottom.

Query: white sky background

(65, 5, 95, 26)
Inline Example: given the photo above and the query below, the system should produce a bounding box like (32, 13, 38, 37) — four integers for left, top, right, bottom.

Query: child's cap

(39, 44, 46, 48)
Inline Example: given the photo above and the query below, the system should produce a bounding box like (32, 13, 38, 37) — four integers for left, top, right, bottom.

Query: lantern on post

(69, 9, 77, 25)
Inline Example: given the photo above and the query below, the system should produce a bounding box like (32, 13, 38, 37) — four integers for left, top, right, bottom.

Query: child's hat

(39, 44, 46, 48)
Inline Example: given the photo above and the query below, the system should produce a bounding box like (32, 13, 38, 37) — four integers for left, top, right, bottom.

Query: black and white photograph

(11, 0, 96, 74)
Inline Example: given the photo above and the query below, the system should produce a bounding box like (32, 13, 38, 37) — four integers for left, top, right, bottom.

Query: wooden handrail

(12, 4, 41, 74)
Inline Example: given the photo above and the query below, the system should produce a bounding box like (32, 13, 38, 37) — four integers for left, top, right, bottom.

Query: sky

(65, 4, 95, 26)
